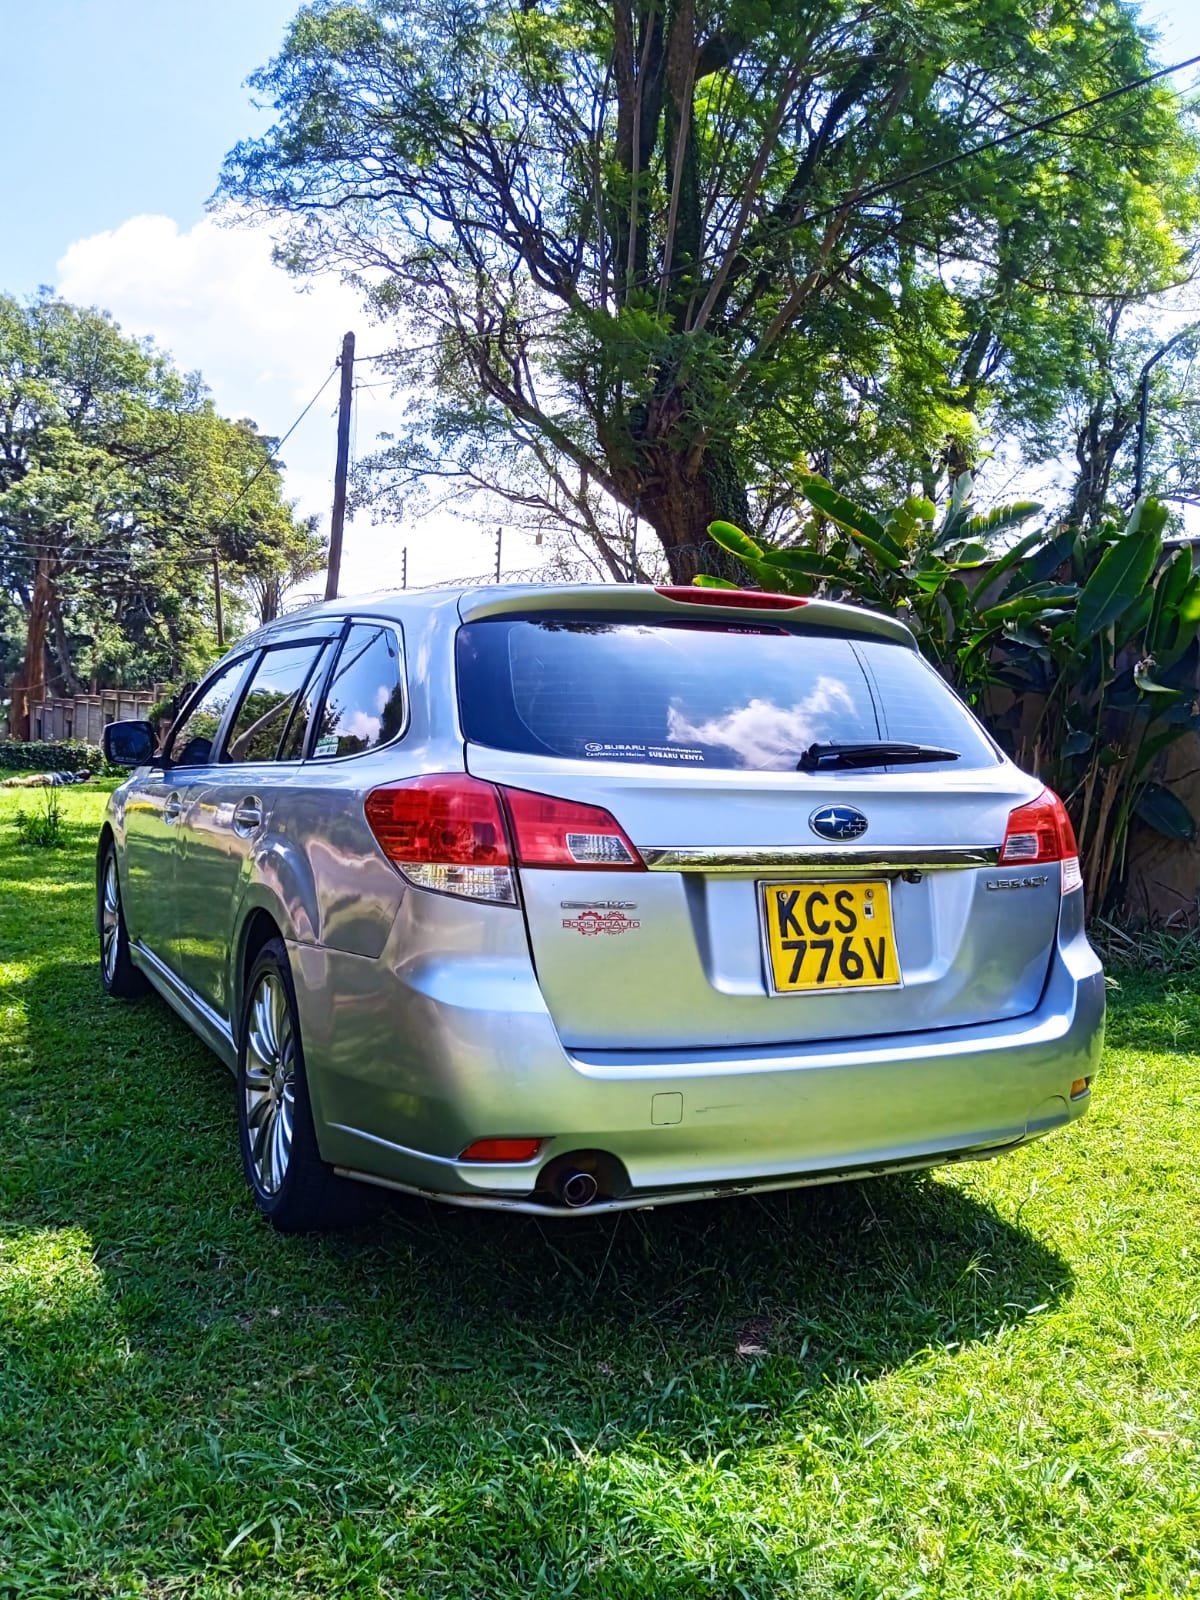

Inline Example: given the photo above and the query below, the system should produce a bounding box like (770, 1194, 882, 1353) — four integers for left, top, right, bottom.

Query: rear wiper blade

(797, 741, 961, 772)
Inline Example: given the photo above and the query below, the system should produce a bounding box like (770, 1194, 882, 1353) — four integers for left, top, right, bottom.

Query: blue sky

(0, 0, 526, 588)
(2, 0, 295, 294)
(3, 0, 1200, 588)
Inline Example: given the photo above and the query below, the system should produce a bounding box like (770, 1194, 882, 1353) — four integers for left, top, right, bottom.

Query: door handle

(163, 792, 184, 823)
(232, 797, 264, 836)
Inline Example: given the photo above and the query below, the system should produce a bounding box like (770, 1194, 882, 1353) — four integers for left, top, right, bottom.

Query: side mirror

(102, 719, 158, 767)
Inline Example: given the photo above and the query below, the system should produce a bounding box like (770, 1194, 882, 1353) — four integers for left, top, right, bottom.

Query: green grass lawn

(2, 784, 1199, 1598)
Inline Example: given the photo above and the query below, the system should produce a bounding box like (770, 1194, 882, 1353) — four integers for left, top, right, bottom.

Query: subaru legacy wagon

(98, 584, 1104, 1230)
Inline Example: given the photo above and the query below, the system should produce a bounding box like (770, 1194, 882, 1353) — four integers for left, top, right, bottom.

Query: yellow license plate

(761, 880, 900, 994)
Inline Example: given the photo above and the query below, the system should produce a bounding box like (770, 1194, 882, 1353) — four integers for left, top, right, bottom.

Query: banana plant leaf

(958, 501, 1042, 542)
(978, 590, 1073, 625)
(1134, 781, 1197, 841)
(1115, 589, 1156, 651)
(889, 495, 936, 540)
(999, 526, 1077, 599)
(798, 477, 902, 558)
(1178, 575, 1200, 625)
(1146, 547, 1193, 655)
(707, 520, 763, 561)
(1075, 519, 1162, 640)
(1133, 667, 1182, 696)
(940, 499, 1043, 556)
(1134, 725, 1191, 773)
(756, 548, 854, 580)
(948, 541, 990, 567)
(983, 524, 1044, 581)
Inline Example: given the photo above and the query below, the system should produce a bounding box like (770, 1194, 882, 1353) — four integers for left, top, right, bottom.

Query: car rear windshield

(456, 614, 999, 772)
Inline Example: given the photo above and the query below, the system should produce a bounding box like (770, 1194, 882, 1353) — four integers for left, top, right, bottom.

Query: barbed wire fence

(282, 540, 755, 613)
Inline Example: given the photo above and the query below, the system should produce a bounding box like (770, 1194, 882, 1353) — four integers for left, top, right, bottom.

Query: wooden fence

(6, 678, 1200, 922)
(11, 690, 160, 745)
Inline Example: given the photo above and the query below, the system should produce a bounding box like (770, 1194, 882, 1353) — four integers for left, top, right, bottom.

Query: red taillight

(365, 775, 516, 903)
(364, 777, 644, 895)
(1001, 788, 1082, 894)
(655, 586, 808, 610)
(501, 786, 645, 869)
(459, 1137, 544, 1163)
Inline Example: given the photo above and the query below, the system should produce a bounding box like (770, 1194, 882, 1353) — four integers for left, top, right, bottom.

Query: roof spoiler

(456, 582, 916, 646)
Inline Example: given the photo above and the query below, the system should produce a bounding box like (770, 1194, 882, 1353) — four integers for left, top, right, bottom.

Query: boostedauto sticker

(582, 741, 705, 763)
(561, 908, 642, 936)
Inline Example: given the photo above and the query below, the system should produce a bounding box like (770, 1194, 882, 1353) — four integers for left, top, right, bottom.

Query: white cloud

(55, 213, 542, 594)
(667, 677, 867, 769)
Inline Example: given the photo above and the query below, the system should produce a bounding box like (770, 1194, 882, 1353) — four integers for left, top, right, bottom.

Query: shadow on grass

(0, 807, 1088, 1593)
(4, 953, 1072, 1387)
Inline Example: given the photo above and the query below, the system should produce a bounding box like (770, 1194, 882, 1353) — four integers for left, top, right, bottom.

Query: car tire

(98, 841, 149, 999)
(236, 937, 376, 1233)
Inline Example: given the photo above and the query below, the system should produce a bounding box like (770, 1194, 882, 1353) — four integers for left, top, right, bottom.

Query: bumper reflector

(459, 1137, 544, 1163)
(1070, 1077, 1091, 1099)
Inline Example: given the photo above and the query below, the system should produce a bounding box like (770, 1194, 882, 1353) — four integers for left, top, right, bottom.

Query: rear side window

(278, 639, 337, 761)
(456, 615, 998, 772)
(223, 641, 327, 763)
(310, 624, 405, 759)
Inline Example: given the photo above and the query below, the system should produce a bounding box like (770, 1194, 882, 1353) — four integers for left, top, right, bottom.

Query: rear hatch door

(457, 595, 1057, 1051)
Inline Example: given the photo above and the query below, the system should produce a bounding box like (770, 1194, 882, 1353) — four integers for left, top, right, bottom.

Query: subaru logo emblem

(809, 804, 869, 842)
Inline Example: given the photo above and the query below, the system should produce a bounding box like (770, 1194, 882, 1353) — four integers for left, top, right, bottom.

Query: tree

(0, 294, 322, 733)
(222, 0, 1200, 578)
(707, 486, 1200, 909)
(1039, 301, 1200, 529)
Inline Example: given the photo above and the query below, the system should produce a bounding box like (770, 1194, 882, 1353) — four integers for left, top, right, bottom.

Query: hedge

(0, 739, 107, 774)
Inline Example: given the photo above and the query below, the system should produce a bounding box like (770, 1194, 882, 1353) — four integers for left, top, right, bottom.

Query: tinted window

(311, 624, 405, 758)
(278, 638, 337, 761)
(456, 616, 998, 772)
(169, 659, 249, 767)
(223, 641, 327, 763)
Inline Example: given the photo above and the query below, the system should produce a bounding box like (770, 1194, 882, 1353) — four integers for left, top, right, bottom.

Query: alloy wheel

(100, 856, 121, 984)
(242, 971, 296, 1195)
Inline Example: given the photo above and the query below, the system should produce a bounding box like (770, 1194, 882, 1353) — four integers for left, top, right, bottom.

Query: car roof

(252, 582, 917, 649)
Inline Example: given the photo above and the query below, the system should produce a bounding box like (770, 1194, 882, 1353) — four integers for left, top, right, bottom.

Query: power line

(5, 557, 219, 574)
(6, 537, 216, 555)
(4, 361, 342, 598)
(803, 52, 1200, 228)
(4, 541, 221, 570)
(209, 362, 339, 535)
(614, 49, 1200, 303)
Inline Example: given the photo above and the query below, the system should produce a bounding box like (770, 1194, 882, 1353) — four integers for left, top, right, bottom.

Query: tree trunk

(13, 558, 54, 740)
(1069, 402, 1133, 527)
(259, 574, 282, 625)
(637, 437, 750, 582)
(49, 595, 84, 696)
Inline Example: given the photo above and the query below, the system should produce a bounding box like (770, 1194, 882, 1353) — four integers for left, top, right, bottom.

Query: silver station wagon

(98, 584, 1104, 1230)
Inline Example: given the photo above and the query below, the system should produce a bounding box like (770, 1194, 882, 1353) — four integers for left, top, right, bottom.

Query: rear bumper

(293, 900, 1104, 1211)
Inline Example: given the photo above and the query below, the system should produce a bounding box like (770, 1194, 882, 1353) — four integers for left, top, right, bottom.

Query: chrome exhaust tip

(559, 1170, 600, 1209)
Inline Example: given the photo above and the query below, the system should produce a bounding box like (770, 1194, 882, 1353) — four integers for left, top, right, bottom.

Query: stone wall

(980, 686, 1200, 923)
(1123, 735, 1200, 923)
(21, 690, 159, 744)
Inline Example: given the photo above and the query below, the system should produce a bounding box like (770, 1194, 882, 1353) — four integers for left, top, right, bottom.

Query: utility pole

(324, 331, 355, 601)
(212, 551, 224, 648)
(401, 547, 408, 590)
(494, 525, 502, 583)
